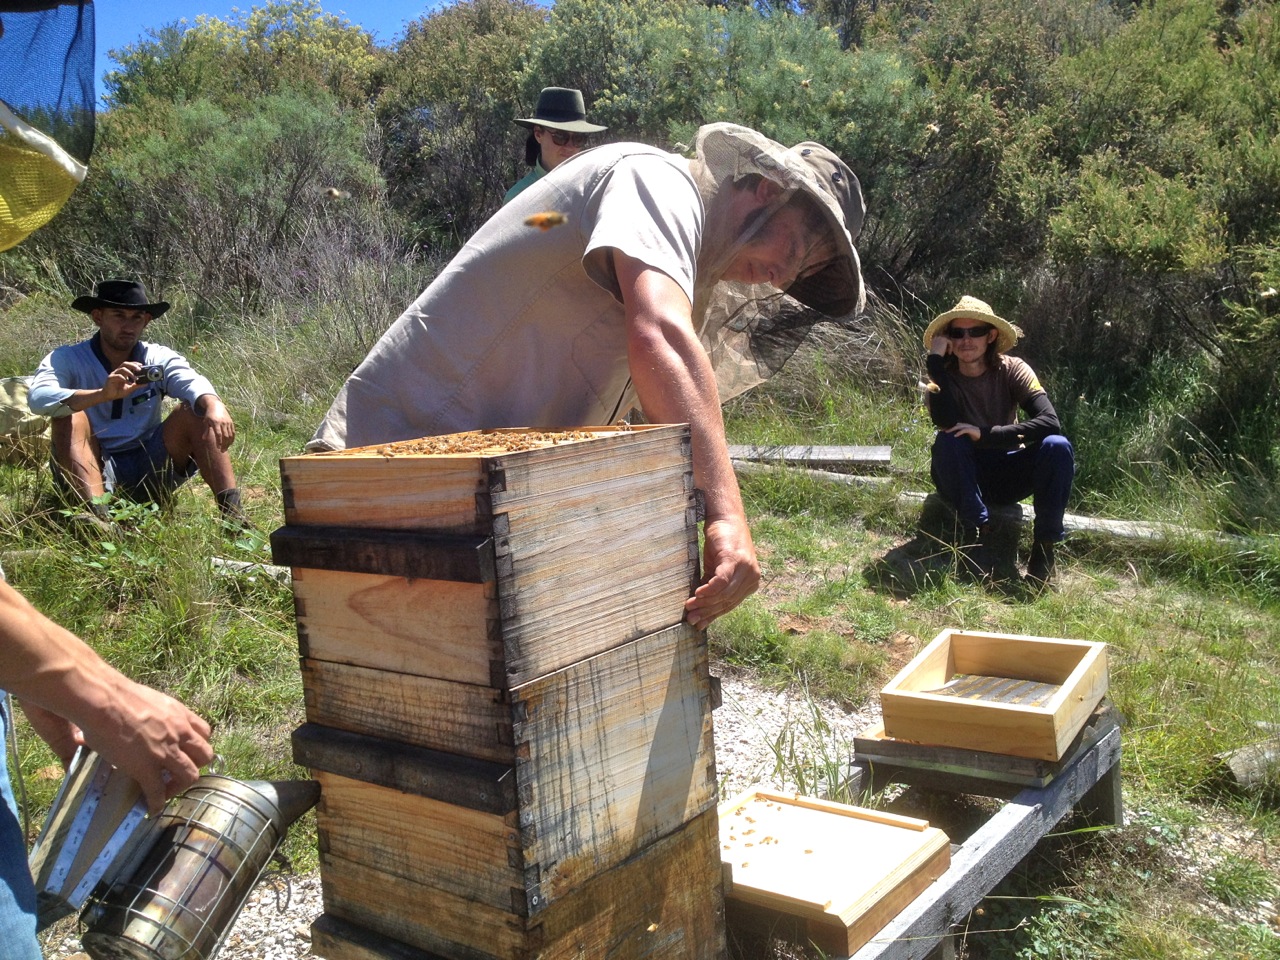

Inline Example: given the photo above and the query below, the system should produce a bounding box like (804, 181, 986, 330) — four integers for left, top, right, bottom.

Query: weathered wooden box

(718, 788, 949, 956)
(274, 425, 724, 960)
(274, 425, 699, 690)
(880, 629, 1109, 761)
(292, 623, 718, 922)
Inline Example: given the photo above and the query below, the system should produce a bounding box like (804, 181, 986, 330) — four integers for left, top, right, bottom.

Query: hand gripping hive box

(273, 425, 726, 960)
(879, 629, 1109, 761)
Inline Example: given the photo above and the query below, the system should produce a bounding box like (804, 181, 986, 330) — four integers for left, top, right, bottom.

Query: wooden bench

(843, 702, 1123, 959)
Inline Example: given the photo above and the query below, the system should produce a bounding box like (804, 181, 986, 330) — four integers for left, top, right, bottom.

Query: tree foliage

(104, 0, 380, 111)
(3, 0, 1280, 483)
(374, 0, 545, 246)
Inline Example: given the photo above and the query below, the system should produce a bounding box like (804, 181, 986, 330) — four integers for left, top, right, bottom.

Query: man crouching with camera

(28, 280, 252, 534)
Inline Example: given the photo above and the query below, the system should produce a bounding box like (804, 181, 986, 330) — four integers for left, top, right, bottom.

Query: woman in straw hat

(503, 87, 608, 204)
(922, 295, 1074, 589)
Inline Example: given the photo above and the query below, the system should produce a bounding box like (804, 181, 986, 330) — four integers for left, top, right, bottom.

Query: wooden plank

(300, 659, 514, 764)
(291, 724, 517, 814)
(318, 807, 725, 960)
(290, 568, 501, 687)
(270, 525, 495, 583)
(491, 481, 697, 686)
(848, 725, 1122, 960)
(280, 455, 488, 532)
(509, 623, 717, 905)
(853, 702, 1119, 793)
(310, 915, 450, 960)
(312, 772, 523, 914)
(728, 445, 892, 468)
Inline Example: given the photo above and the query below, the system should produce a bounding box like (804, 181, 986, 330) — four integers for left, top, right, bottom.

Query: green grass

(3, 310, 1280, 958)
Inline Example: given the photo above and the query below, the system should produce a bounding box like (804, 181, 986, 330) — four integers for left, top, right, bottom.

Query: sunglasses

(545, 130, 592, 148)
(946, 325, 993, 340)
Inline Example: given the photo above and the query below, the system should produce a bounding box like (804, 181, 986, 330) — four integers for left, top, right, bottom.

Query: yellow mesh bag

(0, 99, 87, 252)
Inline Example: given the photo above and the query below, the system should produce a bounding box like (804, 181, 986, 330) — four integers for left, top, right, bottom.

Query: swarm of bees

(524, 211, 567, 231)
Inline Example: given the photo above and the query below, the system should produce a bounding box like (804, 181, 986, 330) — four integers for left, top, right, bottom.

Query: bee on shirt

(524, 211, 567, 231)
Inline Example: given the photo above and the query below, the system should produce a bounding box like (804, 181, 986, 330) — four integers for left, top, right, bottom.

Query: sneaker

(1026, 540, 1057, 590)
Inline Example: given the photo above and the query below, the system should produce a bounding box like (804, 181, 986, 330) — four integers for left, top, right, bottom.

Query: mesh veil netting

(0, 1, 95, 252)
(616, 122, 865, 416)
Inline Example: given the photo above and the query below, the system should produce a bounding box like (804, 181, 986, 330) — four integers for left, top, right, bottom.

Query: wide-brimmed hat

(778, 141, 865, 318)
(923, 295, 1022, 353)
(513, 87, 608, 134)
(71, 279, 169, 318)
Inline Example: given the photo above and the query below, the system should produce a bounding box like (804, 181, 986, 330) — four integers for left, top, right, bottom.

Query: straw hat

(922, 295, 1022, 353)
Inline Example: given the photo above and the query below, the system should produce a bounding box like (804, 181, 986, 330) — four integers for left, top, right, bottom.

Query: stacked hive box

(270, 425, 726, 960)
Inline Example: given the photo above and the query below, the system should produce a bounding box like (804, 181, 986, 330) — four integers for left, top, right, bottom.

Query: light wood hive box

(718, 788, 950, 956)
(272, 425, 725, 960)
(879, 629, 1109, 761)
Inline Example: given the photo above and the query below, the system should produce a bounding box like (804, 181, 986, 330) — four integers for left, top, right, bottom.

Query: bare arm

(0, 580, 213, 813)
(58, 363, 148, 412)
(615, 253, 760, 629)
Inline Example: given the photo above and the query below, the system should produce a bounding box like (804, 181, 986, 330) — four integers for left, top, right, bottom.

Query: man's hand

(196, 396, 236, 452)
(685, 515, 761, 630)
(87, 679, 214, 814)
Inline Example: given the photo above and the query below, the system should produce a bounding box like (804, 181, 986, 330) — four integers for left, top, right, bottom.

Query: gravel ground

(43, 671, 876, 960)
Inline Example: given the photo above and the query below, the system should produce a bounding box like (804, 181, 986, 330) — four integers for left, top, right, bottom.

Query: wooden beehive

(272, 425, 725, 960)
(275, 425, 699, 688)
(879, 629, 1109, 761)
(718, 789, 950, 956)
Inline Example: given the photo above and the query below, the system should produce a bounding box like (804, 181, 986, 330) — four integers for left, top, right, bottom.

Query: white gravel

(42, 671, 874, 960)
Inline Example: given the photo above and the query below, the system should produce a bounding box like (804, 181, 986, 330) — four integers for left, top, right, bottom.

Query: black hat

(71, 280, 169, 318)
(513, 87, 608, 134)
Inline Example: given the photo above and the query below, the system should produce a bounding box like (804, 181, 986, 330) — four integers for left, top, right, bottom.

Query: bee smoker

(78, 774, 320, 960)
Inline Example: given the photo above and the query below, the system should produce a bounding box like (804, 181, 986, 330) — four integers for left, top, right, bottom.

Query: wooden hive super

(272, 425, 725, 960)
(879, 629, 1109, 761)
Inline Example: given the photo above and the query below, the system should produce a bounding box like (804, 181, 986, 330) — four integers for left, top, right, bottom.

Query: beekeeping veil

(687, 122, 866, 402)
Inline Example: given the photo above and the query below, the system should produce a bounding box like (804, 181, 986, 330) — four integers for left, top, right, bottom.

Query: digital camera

(137, 364, 165, 383)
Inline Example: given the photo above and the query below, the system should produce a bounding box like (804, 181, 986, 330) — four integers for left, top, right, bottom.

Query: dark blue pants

(0, 695, 42, 960)
(931, 432, 1075, 543)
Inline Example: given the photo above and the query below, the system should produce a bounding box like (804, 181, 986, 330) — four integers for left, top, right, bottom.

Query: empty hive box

(718, 788, 950, 956)
(273, 425, 725, 960)
(879, 629, 1109, 761)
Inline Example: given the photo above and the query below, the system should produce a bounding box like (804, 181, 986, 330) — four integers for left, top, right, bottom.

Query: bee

(524, 211, 567, 231)
(801, 79, 811, 89)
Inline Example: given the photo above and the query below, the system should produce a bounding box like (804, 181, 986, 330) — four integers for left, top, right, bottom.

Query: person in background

(310, 122, 868, 631)
(1, 576, 214, 958)
(503, 86, 608, 204)
(922, 295, 1075, 589)
(27, 280, 252, 534)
